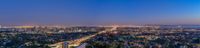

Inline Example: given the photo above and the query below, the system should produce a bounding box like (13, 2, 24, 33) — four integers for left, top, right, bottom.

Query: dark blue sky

(0, 0, 200, 25)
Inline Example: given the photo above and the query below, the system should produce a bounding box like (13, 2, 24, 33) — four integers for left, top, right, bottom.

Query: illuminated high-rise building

(63, 42, 69, 48)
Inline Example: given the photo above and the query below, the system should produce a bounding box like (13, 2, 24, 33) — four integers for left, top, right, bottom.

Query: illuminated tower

(63, 41, 69, 48)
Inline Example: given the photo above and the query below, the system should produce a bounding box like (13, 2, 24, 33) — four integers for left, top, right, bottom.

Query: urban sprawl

(0, 25, 200, 48)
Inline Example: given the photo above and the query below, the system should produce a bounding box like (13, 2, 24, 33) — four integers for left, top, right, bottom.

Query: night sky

(0, 0, 200, 25)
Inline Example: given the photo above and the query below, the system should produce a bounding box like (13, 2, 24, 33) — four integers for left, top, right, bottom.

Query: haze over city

(0, 0, 200, 25)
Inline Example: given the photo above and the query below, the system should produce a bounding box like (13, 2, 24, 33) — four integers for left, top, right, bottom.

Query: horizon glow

(0, 0, 200, 25)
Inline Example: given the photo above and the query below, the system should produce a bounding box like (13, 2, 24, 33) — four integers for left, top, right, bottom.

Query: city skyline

(1, 0, 200, 48)
(0, 0, 200, 25)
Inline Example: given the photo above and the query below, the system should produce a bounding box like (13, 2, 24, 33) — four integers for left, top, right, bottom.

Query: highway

(49, 26, 118, 48)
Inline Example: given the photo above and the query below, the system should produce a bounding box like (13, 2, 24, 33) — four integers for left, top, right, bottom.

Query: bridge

(49, 25, 118, 48)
